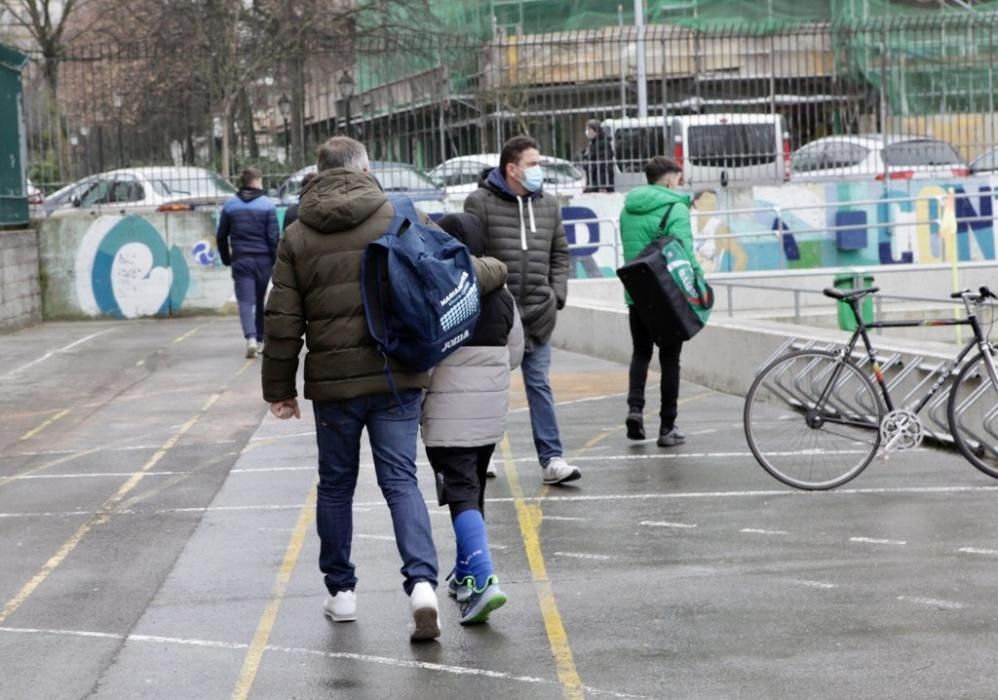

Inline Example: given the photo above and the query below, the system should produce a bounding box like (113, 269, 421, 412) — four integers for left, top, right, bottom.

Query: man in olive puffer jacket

(261, 137, 507, 642)
(464, 135, 580, 485)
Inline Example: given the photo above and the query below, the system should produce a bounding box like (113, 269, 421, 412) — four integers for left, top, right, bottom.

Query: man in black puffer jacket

(464, 135, 580, 486)
(217, 166, 279, 358)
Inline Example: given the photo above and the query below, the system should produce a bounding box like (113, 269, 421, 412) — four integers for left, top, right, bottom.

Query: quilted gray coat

(421, 304, 524, 448)
(463, 168, 570, 346)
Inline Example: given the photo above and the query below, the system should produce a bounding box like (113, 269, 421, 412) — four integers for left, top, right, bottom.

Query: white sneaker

(323, 590, 356, 622)
(541, 457, 581, 485)
(485, 460, 497, 478)
(409, 581, 440, 641)
(245, 338, 258, 358)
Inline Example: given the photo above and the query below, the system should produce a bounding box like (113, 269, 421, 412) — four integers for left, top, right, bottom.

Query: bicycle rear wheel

(948, 350, 998, 479)
(744, 350, 884, 490)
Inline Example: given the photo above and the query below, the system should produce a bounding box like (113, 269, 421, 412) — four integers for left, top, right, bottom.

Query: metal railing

(13, 14, 998, 195)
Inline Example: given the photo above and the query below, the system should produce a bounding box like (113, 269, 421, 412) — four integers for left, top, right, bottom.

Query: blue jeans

(313, 390, 438, 596)
(520, 341, 564, 465)
(232, 256, 272, 341)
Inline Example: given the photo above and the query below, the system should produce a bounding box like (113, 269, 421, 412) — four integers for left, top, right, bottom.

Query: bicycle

(743, 285, 998, 490)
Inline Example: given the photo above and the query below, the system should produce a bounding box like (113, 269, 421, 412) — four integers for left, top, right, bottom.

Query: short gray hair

(316, 136, 370, 172)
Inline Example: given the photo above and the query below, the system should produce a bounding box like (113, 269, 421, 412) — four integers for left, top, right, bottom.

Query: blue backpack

(361, 196, 480, 375)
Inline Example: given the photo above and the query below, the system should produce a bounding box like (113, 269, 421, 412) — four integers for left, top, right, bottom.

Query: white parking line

(740, 528, 789, 535)
(0, 625, 641, 698)
(231, 466, 312, 474)
(850, 537, 907, 546)
(6, 471, 187, 481)
(355, 534, 395, 542)
(1, 329, 116, 380)
(4, 484, 998, 520)
(542, 515, 589, 522)
(958, 547, 998, 556)
(792, 579, 837, 589)
(640, 521, 698, 529)
(552, 552, 612, 561)
(897, 596, 963, 610)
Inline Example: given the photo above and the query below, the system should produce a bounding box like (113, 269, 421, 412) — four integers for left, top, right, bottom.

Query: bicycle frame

(835, 295, 997, 416)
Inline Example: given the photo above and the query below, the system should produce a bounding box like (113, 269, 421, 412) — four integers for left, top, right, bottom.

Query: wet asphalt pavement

(1, 317, 997, 699)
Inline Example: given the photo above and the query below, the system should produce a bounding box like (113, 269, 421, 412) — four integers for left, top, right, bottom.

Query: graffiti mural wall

(35, 177, 998, 320)
(561, 177, 998, 276)
(40, 212, 234, 319)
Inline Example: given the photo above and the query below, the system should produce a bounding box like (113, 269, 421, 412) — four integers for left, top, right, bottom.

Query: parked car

(791, 135, 970, 181)
(276, 161, 444, 205)
(426, 154, 586, 199)
(25, 178, 43, 205)
(43, 167, 237, 216)
(969, 146, 998, 175)
(602, 113, 790, 190)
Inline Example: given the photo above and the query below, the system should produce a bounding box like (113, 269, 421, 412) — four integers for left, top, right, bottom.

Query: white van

(602, 113, 790, 190)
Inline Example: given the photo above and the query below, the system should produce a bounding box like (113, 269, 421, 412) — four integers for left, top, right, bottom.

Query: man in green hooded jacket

(619, 156, 704, 447)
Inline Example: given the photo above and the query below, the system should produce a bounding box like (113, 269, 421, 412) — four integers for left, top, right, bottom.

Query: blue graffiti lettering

(953, 186, 996, 261)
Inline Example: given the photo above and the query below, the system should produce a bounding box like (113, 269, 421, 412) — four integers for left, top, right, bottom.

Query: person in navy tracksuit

(216, 167, 279, 357)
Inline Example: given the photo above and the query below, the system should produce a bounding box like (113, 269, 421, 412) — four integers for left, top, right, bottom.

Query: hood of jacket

(237, 187, 267, 203)
(297, 168, 388, 234)
(623, 184, 691, 216)
(482, 167, 542, 201)
(437, 212, 485, 256)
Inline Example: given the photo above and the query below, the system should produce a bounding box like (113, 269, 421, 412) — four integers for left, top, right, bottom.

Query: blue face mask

(520, 165, 545, 193)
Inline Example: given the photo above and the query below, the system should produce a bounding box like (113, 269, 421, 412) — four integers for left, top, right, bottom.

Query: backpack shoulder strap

(387, 194, 419, 225)
(656, 203, 677, 235)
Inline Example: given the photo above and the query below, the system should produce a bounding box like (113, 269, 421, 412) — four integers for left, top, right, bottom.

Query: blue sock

(453, 509, 493, 590)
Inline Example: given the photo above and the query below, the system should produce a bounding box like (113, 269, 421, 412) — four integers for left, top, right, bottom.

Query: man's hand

(270, 399, 301, 420)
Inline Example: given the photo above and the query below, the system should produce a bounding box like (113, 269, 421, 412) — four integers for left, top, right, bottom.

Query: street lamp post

(95, 110, 105, 172)
(338, 70, 355, 138)
(79, 126, 90, 175)
(277, 93, 291, 165)
(113, 93, 123, 167)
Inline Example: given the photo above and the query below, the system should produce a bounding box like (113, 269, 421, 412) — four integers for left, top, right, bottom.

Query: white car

(43, 166, 236, 216)
(969, 146, 998, 175)
(426, 154, 586, 199)
(791, 135, 969, 181)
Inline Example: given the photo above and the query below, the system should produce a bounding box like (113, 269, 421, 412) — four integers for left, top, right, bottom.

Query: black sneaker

(657, 427, 686, 447)
(625, 412, 645, 440)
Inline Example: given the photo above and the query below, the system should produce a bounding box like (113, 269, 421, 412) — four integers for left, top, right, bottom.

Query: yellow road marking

(0, 392, 221, 625)
(501, 436, 584, 700)
(231, 489, 316, 700)
(18, 408, 71, 442)
(172, 326, 203, 345)
(0, 448, 100, 489)
(236, 358, 255, 376)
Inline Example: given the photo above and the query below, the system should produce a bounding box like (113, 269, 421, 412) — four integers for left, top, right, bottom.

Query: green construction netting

(433, 0, 998, 34)
(352, 1, 998, 119)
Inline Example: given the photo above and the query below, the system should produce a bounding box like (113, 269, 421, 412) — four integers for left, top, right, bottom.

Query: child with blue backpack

(422, 212, 524, 624)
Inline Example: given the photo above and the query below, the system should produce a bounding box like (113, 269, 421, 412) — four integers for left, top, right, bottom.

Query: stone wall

(0, 229, 41, 331)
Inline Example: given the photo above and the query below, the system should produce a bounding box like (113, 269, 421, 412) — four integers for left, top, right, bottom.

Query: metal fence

(18, 13, 998, 203)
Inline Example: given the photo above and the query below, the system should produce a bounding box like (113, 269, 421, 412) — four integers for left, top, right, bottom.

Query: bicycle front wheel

(948, 350, 998, 479)
(744, 350, 884, 490)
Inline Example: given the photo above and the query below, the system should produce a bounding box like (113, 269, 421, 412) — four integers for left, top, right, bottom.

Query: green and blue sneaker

(446, 570, 474, 603)
(459, 576, 507, 625)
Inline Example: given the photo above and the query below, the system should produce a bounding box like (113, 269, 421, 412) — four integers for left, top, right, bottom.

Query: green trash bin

(0, 44, 28, 228)
(833, 271, 875, 331)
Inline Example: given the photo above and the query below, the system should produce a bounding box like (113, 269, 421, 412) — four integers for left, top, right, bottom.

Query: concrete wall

(0, 229, 41, 331)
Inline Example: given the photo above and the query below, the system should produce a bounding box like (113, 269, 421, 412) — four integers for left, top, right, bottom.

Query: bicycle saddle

(823, 286, 880, 302)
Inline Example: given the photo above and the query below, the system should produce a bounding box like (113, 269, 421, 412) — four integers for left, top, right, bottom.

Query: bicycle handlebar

(950, 286, 996, 301)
